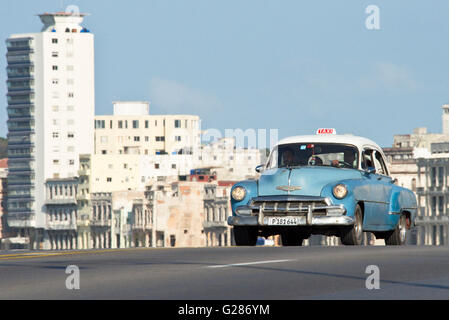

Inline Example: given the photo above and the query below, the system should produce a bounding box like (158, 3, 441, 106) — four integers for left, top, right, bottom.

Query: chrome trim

(250, 195, 328, 203)
(276, 185, 302, 192)
(228, 215, 355, 227)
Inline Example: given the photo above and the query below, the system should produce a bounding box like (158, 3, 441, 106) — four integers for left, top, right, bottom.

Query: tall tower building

(443, 104, 449, 135)
(6, 12, 95, 248)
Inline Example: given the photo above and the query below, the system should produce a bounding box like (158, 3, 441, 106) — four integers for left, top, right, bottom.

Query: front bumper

(229, 195, 354, 227)
(228, 215, 355, 226)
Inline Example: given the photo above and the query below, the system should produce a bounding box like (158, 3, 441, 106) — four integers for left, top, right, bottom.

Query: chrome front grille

(250, 196, 330, 216)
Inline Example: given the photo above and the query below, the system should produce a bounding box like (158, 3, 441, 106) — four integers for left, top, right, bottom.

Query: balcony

(6, 39, 33, 51)
(6, 213, 36, 228)
(203, 220, 229, 229)
(91, 220, 112, 227)
(45, 198, 77, 205)
(46, 221, 77, 231)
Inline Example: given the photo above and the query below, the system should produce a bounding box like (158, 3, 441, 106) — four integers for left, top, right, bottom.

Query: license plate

(266, 217, 300, 226)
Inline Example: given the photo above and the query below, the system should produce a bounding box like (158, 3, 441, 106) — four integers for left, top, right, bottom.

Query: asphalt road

(1, 246, 449, 300)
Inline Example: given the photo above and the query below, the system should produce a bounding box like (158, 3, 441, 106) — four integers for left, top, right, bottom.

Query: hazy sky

(2, 0, 449, 147)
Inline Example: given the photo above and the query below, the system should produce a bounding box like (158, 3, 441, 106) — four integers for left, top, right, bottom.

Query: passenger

(344, 150, 356, 168)
(282, 149, 296, 166)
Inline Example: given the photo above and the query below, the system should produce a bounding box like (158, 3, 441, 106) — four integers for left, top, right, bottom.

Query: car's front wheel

(384, 214, 407, 246)
(340, 204, 363, 245)
(233, 226, 258, 246)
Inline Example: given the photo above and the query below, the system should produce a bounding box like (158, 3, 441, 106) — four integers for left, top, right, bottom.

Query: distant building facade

(94, 101, 200, 156)
(0, 159, 8, 244)
(203, 182, 234, 247)
(416, 145, 449, 245)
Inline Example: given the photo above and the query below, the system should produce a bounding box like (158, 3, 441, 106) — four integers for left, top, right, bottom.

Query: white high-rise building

(6, 12, 95, 247)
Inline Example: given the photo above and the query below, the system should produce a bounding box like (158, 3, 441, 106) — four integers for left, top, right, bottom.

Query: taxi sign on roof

(316, 128, 336, 135)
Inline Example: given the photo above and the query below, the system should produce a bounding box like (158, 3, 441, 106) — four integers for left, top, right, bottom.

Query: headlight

(231, 186, 247, 201)
(333, 184, 348, 199)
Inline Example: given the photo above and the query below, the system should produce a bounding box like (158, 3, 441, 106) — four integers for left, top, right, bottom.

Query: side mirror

(255, 165, 264, 173)
(365, 167, 376, 174)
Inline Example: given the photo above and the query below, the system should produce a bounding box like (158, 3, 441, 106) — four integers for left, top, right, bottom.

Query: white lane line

(206, 259, 294, 269)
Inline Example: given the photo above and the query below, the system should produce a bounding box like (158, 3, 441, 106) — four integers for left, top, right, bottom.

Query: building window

(174, 136, 181, 142)
(95, 120, 105, 129)
(145, 120, 149, 129)
(107, 177, 112, 182)
(118, 120, 123, 129)
(68, 133, 74, 138)
(52, 65, 58, 70)
(175, 120, 181, 128)
(134, 136, 140, 142)
(52, 52, 58, 57)
(156, 136, 165, 142)
(68, 92, 74, 98)
(133, 120, 139, 129)
(172, 164, 176, 169)
(52, 38, 58, 44)
(69, 160, 75, 165)
(52, 79, 59, 84)
(155, 164, 160, 169)
(53, 159, 60, 165)
(145, 136, 149, 142)
(52, 132, 59, 138)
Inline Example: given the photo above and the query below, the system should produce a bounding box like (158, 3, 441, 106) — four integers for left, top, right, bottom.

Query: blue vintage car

(228, 131, 417, 246)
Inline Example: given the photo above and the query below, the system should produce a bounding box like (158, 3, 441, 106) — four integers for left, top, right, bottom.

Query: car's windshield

(266, 143, 359, 169)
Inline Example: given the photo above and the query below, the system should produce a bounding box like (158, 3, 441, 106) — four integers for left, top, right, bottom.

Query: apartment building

(6, 11, 95, 247)
(94, 101, 200, 156)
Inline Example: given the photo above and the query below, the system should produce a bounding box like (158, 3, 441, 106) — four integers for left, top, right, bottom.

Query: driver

(331, 150, 356, 168)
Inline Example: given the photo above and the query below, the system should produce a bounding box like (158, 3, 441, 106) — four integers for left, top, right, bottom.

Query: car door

(358, 148, 391, 229)
(371, 150, 395, 227)
(361, 148, 393, 228)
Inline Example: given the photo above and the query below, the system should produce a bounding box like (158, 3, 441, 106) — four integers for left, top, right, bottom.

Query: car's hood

(258, 166, 362, 196)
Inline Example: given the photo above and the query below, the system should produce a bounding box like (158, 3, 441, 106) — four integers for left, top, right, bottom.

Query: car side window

(361, 149, 374, 170)
(374, 151, 389, 176)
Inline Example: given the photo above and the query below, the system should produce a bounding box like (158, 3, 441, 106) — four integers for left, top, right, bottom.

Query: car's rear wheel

(385, 214, 407, 246)
(233, 226, 258, 246)
(280, 230, 305, 246)
(340, 204, 363, 245)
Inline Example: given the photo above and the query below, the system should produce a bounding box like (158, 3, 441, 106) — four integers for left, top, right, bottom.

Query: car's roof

(276, 134, 383, 152)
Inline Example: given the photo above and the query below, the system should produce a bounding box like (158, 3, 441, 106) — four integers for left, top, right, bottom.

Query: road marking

(0, 248, 155, 261)
(206, 259, 294, 268)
